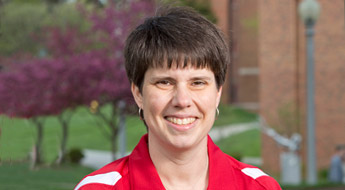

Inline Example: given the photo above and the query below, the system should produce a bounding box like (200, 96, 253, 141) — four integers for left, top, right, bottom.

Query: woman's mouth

(166, 117, 196, 125)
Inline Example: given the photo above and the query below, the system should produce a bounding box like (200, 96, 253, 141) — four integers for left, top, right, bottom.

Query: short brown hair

(124, 6, 229, 91)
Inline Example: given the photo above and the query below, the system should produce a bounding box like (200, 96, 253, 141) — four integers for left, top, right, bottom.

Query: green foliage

(230, 152, 243, 161)
(241, 17, 258, 31)
(2, 0, 68, 5)
(162, 0, 216, 23)
(66, 148, 84, 163)
(0, 1, 89, 56)
(42, 3, 90, 30)
(0, 3, 47, 55)
(318, 168, 328, 181)
(268, 101, 302, 137)
(6, 0, 46, 4)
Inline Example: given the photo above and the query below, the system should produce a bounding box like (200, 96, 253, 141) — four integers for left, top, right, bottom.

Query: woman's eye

(157, 80, 170, 85)
(192, 80, 206, 86)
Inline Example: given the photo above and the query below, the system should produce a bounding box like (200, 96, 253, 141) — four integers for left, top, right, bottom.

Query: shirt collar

(207, 135, 238, 189)
(128, 134, 237, 190)
(129, 134, 165, 189)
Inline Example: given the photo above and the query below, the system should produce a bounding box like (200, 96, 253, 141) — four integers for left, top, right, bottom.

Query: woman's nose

(172, 85, 192, 108)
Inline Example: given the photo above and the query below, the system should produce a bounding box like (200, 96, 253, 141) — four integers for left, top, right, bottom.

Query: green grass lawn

(0, 104, 258, 162)
(282, 183, 345, 190)
(2, 104, 343, 189)
(0, 162, 93, 190)
(215, 128, 261, 159)
(0, 106, 147, 162)
(214, 104, 257, 127)
(0, 104, 260, 189)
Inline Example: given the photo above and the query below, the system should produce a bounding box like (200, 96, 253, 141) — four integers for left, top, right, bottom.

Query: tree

(0, 0, 154, 166)
(0, 2, 46, 56)
(163, 0, 216, 23)
(0, 58, 64, 168)
(40, 0, 155, 159)
(63, 1, 154, 159)
(82, 0, 154, 159)
(0, 1, 88, 57)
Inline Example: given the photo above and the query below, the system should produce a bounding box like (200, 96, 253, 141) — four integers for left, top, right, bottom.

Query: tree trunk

(56, 112, 72, 165)
(110, 129, 118, 161)
(56, 120, 68, 164)
(31, 118, 44, 169)
(110, 102, 120, 160)
(96, 102, 123, 160)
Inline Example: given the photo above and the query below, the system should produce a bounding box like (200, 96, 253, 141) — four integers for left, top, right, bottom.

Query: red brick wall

(259, 0, 345, 176)
(209, 0, 231, 104)
(231, 0, 259, 110)
(210, 0, 259, 111)
(259, 0, 300, 175)
(311, 0, 345, 170)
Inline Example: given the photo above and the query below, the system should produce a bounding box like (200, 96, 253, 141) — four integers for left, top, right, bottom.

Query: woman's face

(132, 65, 222, 150)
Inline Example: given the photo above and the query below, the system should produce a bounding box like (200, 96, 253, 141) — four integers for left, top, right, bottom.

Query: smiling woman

(133, 66, 221, 152)
(74, 5, 282, 190)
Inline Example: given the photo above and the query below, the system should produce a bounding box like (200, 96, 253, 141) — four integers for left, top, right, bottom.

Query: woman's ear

(216, 86, 223, 108)
(131, 83, 143, 108)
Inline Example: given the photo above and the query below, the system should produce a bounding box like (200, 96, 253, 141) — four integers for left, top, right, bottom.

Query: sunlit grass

(0, 104, 262, 190)
(215, 128, 261, 158)
(0, 104, 257, 162)
(0, 106, 146, 163)
(214, 104, 257, 127)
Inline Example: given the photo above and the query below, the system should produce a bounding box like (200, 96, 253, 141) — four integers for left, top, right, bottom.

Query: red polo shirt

(75, 134, 282, 190)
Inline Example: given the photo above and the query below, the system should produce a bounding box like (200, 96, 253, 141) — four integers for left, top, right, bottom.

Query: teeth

(167, 117, 196, 125)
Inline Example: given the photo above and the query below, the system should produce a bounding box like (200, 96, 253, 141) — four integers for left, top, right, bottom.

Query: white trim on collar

(74, 171, 122, 190)
(241, 168, 268, 180)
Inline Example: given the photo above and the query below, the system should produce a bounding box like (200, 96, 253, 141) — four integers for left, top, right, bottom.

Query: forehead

(145, 65, 215, 79)
(150, 56, 212, 70)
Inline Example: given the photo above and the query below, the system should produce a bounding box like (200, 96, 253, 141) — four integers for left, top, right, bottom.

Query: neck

(148, 136, 209, 190)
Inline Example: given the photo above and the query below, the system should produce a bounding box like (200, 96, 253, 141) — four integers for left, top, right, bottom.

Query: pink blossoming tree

(0, 0, 154, 166)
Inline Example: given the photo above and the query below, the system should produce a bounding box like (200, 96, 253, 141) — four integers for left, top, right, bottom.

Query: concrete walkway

(80, 122, 260, 169)
(81, 150, 115, 169)
(209, 122, 259, 141)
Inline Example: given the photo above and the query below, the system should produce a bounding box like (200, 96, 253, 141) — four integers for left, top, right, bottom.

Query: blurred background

(0, 0, 344, 189)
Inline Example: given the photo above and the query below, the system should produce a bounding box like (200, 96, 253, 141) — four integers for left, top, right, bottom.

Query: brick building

(210, 0, 345, 179)
(209, 0, 259, 110)
(259, 0, 345, 176)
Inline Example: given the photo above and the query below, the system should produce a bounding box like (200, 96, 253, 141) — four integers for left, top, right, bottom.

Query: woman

(75, 6, 281, 190)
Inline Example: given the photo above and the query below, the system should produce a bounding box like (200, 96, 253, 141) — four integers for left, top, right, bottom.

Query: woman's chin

(166, 134, 206, 151)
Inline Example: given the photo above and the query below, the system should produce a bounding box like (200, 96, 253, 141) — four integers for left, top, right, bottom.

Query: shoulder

(74, 156, 129, 190)
(225, 154, 282, 190)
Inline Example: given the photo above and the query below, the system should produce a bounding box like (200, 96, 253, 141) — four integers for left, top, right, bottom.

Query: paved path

(209, 122, 259, 141)
(81, 150, 115, 169)
(81, 150, 131, 169)
(81, 122, 260, 169)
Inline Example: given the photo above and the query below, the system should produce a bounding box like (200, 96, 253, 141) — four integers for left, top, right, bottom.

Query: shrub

(67, 148, 84, 164)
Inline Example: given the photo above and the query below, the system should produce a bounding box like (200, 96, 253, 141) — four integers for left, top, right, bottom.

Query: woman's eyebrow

(149, 76, 175, 81)
(189, 76, 212, 81)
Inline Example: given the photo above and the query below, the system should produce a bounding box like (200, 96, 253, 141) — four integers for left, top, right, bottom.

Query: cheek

(193, 91, 218, 110)
(143, 92, 168, 117)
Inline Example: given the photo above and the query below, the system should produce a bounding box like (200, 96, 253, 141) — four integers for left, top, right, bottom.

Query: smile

(166, 117, 196, 125)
